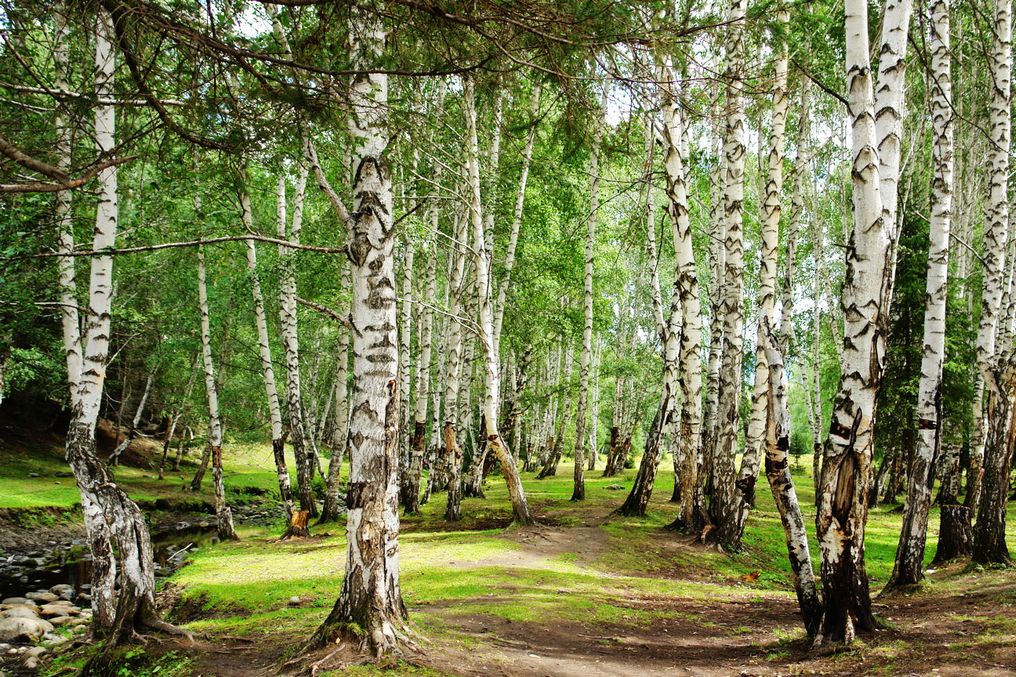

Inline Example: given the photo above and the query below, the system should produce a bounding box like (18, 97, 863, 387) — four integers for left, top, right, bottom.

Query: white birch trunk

(573, 86, 605, 501)
(322, 263, 352, 524)
(197, 247, 237, 541)
(711, 0, 748, 547)
(462, 77, 534, 524)
(887, 0, 953, 589)
(243, 202, 294, 520)
(813, 0, 910, 644)
(731, 7, 790, 545)
(760, 318, 823, 634)
(277, 170, 316, 520)
(972, 0, 1015, 565)
(312, 4, 406, 654)
(659, 61, 706, 533)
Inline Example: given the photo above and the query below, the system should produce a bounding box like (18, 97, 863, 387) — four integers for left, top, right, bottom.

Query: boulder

(0, 617, 54, 643)
(26, 592, 58, 603)
(0, 599, 33, 607)
(1, 608, 39, 620)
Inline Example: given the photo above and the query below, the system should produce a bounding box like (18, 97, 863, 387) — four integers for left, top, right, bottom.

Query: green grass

(0, 436, 292, 513)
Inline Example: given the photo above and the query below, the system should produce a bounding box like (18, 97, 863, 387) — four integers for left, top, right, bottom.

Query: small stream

(0, 523, 221, 602)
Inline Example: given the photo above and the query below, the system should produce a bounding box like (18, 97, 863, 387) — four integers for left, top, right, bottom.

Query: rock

(38, 604, 74, 618)
(27, 472, 39, 478)
(0, 599, 34, 607)
(23, 646, 46, 658)
(48, 616, 76, 627)
(76, 593, 91, 603)
(25, 593, 57, 603)
(48, 585, 74, 599)
(23, 657, 38, 670)
(0, 617, 54, 642)
(288, 596, 301, 606)
(1, 608, 39, 620)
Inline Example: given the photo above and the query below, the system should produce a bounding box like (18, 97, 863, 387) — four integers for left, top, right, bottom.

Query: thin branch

(6, 235, 347, 260)
(296, 297, 352, 329)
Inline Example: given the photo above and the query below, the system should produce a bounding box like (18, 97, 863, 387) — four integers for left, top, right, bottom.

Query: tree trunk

(711, 0, 748, 548)
(397, 243, 414, 505)
(197, 247, 238, 542)
(310, 5, 407, 655)
(277, 170, 317, 519)
(244, 227, 295, 523)
(971, 0, 1014, 566)
(933, 503, 973, 563)
(573, 87, 604, 502)
(972, 354, 1016, 564)
(813, 0, 912, 645)
(761, 317, 823, 636)
(320, 289, 351, 524)
(730, 11, 789, 546)
(60, 8, 184, 646)
(463, 77, 534, 525)
(442, 197, 469, 522)
(885, 0, 953, 590)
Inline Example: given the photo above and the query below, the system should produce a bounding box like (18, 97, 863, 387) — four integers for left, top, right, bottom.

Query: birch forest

(3, 0, 1016, 674)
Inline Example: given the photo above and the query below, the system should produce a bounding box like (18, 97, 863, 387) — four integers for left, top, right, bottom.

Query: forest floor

(2, 430, 1015, 676)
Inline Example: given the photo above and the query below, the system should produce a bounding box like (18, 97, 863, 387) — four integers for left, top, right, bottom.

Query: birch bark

(711, 0, 748, 547)
(463, 77, 534, 525)
(573, 86, 605, 501)
(730, 10, 790, 545)
(311, 3, 407, 654)
(277, 170, 317, 520)
(972, 0, 1015, 565)
(197, 247, 237, 541)
(886, 0, 953, 589)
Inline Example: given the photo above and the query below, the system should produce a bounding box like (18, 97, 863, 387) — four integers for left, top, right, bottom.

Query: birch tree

(310, 3, 407, 655)
(729, 9, 790, 546)
(58, 7, 184, 643)
(463, 76, 534, 525)
(277, 170, 317, 522)
(886, 0, 954, 589)
(573, 85, 605, 502)
(710, 0, 748, 547)
(196, 246, 237, 541)
(972, 0, 1015, 565)
(813, 0, 913, 644)
(242, 194, 295, 526)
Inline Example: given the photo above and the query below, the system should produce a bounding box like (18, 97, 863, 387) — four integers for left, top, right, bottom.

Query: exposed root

(309, 647, 343, 676)
(142, 613, 195, 642)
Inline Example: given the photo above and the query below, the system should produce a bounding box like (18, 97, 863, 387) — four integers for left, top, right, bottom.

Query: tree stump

(932, 503, 972, 564)
(287, 510, 311, 538)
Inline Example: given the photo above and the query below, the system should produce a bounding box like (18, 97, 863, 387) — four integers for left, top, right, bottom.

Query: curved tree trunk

(760, 317, 823, 636)
(886, 0, 953, 590)
(60, 8, 184, 645)
(463, 77, 534, 525)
